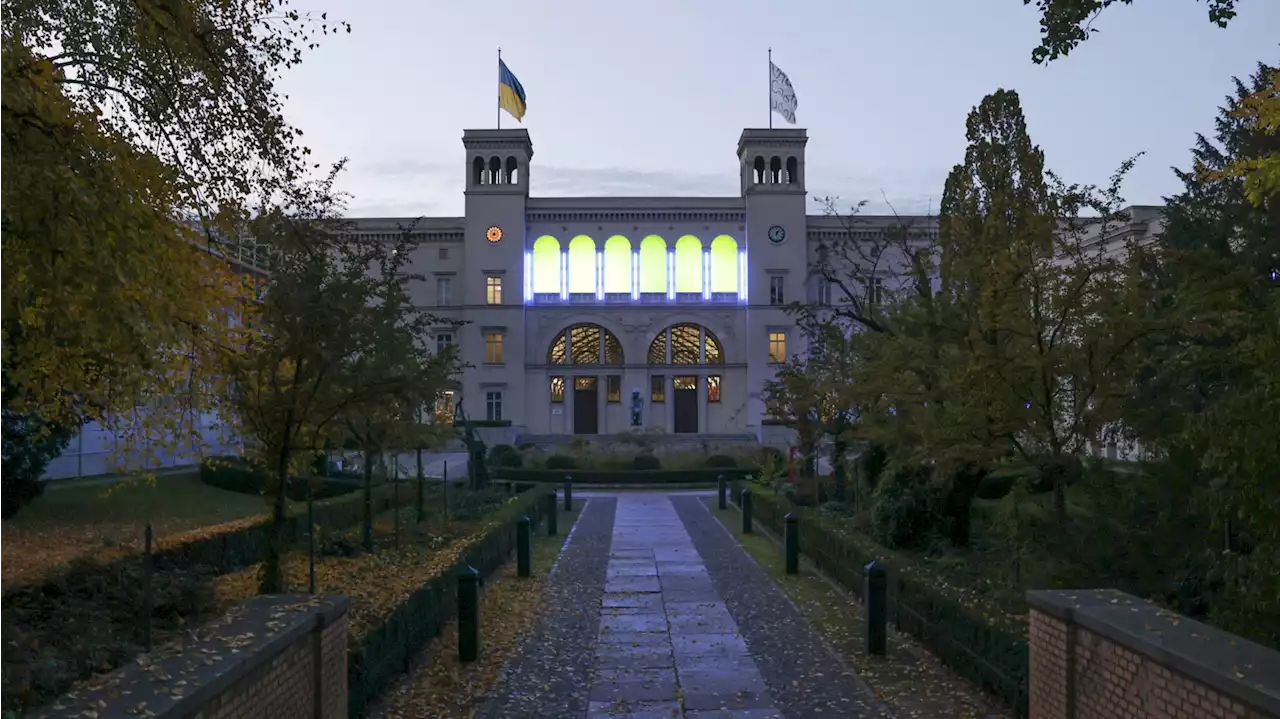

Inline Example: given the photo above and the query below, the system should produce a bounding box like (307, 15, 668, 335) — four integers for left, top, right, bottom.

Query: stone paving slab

(477, 497, 617, 719)
(669, 495, 891, 718)
(585, 494, 784, 718)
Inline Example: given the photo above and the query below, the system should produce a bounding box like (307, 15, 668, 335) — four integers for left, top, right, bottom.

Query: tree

(1119, 61, 1280, 447)
(3, 0, 349, 219)
(2, 41, 252, 471)
(1020, 0, 1276, 208)
(335, 241, 463, 550)
(1, 348, 75, 518)
(938, 89, 1154, 526)
(216, 166, 432, 592)
(1021, 0, 1242, 64)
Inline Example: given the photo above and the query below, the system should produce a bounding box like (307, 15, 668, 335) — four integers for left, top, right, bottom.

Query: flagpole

(497, 47, 502, 130)
(767, 47, 773, 130)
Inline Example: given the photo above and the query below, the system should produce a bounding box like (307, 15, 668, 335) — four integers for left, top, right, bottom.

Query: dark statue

(455, 399, 488, 489)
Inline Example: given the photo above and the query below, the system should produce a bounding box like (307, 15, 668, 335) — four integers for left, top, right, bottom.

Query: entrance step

(513, 434, 760, 451)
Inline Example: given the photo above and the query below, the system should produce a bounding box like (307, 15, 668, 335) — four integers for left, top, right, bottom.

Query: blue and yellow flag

(498, 59, 527, 122)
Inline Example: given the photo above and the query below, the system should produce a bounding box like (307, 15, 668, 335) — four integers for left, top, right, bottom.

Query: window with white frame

(485, 391, 503, 421)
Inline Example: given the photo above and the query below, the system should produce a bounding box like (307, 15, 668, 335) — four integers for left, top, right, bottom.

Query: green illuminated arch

(603, 235, 631, 293)
(710, 235, 739, 293)
(567, 235, 596, 294)
(674, 235, 702, 293)
(531, 235, 560, 294)
(638, 235, 667, 293)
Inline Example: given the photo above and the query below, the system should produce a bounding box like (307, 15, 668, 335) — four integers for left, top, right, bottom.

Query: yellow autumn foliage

(1, 40, 258, 467)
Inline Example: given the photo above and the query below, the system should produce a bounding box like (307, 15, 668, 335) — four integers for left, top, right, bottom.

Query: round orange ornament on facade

(486, 226, 503, 243)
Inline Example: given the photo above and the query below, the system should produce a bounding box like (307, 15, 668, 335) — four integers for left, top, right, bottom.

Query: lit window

(436, 277, 452, 306)
(651, 375, 665, 403)
(434, 391, 455, 424)
(607, 375, 622, 403)
(550, 376, 565, 403)
(708, 375, 722, 403)
(769, 276, 786, 305)
(484, 332, 504, 364)
(486, 276, 503, 305)
(435, 332, 453, 354)
(485, 391, 503, 421)
(768, 332, 787, 363)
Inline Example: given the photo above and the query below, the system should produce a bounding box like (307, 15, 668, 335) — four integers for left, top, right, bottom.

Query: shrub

(545, 454, 577, 470)
(198, 455, 356, 501)
(632, 453, 661, 471)
(975, 472, 1018, 500)
(704, 453, 738, 469)
(870, 464, 940, 550)
(757, 446, 785, 468)
(488, 444, 522, 468)
(516, 442, 536, 450)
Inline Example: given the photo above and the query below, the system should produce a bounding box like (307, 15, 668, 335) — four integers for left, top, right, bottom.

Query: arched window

(603, 235, 631, 294)
(531, 236, 561, 294)
(709, 235, 738, 293)
(753, 156, 766, 184)
(567, 235, 596, 294)
(674, 235, 702, 293)
(488, 156, 502, 185)
(785, 156, 798, 185)
(638, 235, 667, 294)
(505, 156, 519, 184)
(647, 323, 725, 364)
(548, 324, 625, 364)
(472, 157, 485, 185)
(769, 156, 782, 184)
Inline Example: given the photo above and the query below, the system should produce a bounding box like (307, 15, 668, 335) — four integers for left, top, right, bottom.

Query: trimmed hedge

(495, 467, 756, 485)
(198, 456, 361, 501)
(734, 482, 1029, 716)
(346, 483, 551, 717)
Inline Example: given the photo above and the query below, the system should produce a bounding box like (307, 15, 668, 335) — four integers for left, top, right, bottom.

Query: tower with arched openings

(302, 125, 954, 447)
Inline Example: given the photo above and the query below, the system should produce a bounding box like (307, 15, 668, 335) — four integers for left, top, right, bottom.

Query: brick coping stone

(1027, 588, 1280, 717)
(32, 594, 349, 719)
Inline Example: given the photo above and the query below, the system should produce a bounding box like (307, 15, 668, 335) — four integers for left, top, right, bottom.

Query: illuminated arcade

(342, 126, 937, 441)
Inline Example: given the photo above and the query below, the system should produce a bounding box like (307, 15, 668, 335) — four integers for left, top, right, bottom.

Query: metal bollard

(546, 491, 559, 536)
(784, 512, 799, 574)
(563, 475, 573, 511)
(741, 487, 753, 534)
(865, 559, 887, 655)
(517, 516, 532, 578)
(718, 474, 727, 510)
(458, 565, 480, 662)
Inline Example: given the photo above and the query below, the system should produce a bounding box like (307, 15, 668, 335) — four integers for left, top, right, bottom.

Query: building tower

(737, 128, 809, 436)
(460, 129, 533, 424)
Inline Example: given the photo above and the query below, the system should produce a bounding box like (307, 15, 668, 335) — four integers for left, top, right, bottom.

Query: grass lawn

(1, 471, 281, 586)
(703, 498, 1011, 718)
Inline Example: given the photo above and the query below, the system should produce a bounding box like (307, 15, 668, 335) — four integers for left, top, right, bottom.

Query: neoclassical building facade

(345, 128, 1167, 442)
(335, 127, 922, 440)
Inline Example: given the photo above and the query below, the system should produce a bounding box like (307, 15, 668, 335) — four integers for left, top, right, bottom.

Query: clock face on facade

(768, 225, 786, 244)
(485, 225, 503, 243)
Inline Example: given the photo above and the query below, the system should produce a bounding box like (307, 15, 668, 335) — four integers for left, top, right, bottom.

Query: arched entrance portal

(647, 323, 725, 434)
(548, 323, 625, 434)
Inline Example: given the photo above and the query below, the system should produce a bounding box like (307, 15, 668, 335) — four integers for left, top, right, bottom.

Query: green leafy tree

(216, 166, 436, 592)
(1021, 0, 1242, 64)
(938, 89, 1155, 526)
(335, 239, 463, 550)
(1021, 1, 1276, 207)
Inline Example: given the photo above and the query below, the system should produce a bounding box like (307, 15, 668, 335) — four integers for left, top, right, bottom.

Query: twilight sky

(276, 0, 1279, 218)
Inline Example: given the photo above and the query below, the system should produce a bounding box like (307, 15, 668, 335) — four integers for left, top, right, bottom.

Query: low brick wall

(1027, 589, 1280, 719)
(34, 595, 349, 719)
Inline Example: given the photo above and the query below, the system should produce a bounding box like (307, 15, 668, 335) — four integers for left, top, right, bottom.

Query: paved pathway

(484, 491, 885, 718)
